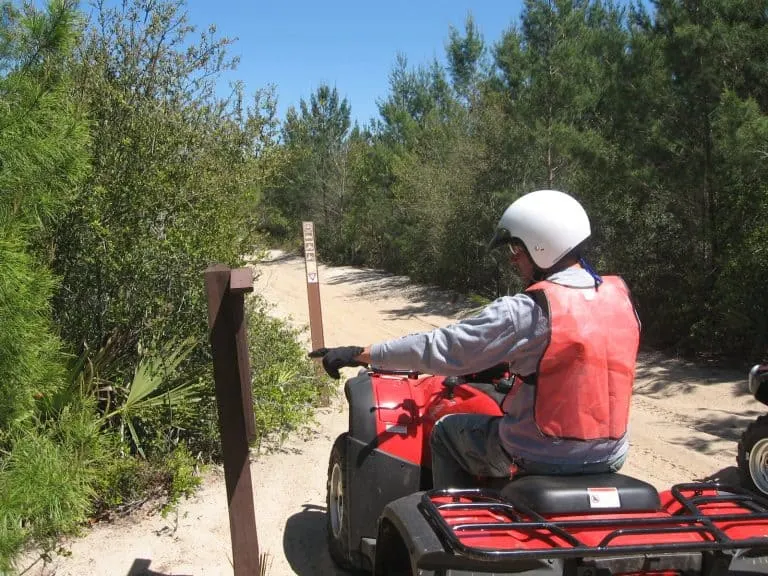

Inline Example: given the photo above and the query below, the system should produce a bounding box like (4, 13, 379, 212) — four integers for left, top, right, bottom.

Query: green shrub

(91, 442, 202, 520)
(0, 231, 65, 434)
(160, 443, 203, 516)
(246, 297, 333, 450)
(0, 417, 101, 570)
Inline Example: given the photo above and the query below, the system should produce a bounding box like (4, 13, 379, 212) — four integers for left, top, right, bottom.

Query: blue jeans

(429, 413, 627, 489)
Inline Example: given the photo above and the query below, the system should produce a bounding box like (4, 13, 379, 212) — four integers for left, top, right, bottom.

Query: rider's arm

(357, 294, 548, 377)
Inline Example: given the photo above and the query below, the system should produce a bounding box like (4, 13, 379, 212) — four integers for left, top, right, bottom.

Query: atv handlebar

(369, 367, 421, 379)
(368, 366, 515, 395)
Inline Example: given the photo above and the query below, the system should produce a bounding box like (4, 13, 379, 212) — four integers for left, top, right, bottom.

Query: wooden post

(302, 222, 325, 350)
(204, 264, 260, 576)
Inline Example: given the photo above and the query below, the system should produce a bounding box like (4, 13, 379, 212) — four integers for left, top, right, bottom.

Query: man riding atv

(310, 188, 641, 489)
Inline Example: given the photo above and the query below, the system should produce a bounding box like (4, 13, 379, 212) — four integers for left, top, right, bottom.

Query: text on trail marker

(302, 222, 325, 349)
(303, 222, 318, 283)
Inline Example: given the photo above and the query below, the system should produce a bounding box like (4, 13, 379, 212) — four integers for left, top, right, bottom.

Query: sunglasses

(507, 243, 523, 257)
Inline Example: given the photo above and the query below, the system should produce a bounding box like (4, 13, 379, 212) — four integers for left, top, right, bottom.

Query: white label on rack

(385, 424, 408, 435)
(587, 487, 621, 508)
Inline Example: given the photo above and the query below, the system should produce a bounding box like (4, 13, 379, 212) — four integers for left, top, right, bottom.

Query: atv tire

(737, 414, 768, 496)
(327, 433, 356, 570)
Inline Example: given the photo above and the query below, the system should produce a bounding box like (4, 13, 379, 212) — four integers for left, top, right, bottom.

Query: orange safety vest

(525, 276, 640, 441)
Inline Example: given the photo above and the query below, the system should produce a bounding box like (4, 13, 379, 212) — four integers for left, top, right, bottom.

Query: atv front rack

(420, 482, 768, 562)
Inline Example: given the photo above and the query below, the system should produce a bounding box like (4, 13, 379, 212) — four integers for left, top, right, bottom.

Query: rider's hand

(308, 346, 368, 379)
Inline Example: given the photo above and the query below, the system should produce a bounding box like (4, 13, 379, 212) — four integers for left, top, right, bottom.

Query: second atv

(738, 363, 768, 495)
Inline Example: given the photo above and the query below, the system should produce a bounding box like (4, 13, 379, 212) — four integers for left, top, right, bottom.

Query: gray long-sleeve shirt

(370, 266, 630, 467)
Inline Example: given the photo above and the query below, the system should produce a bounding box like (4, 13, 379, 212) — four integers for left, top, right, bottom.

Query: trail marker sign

(302, 222, 325, 349)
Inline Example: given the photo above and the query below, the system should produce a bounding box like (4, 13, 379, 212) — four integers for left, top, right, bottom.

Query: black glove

(308, 346, 367, 379)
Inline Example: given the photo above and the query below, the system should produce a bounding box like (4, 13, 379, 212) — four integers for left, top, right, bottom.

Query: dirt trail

(19, 250, 759, 576)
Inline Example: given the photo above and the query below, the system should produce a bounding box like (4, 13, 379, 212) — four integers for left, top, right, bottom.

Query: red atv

(327, 366, 768, 575)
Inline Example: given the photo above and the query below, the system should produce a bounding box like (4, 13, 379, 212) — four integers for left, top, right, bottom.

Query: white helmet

(488, 189, 591, 269)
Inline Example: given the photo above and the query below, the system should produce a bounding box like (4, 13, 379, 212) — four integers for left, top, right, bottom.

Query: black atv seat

(498, 473, 661, 515)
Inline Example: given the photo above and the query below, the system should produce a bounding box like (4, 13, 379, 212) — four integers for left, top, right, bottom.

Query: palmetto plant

(100, 337, 201, 458)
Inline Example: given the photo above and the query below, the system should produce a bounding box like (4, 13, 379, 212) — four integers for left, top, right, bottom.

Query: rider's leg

(430, 413, 514, 489)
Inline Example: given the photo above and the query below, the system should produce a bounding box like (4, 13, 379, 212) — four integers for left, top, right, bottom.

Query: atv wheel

(737, 415, 768, 495)
(327, 433, 355, 570)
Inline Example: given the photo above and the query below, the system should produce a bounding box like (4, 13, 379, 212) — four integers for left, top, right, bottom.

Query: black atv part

(500, 473, 661, 515)
(442, 375, 463, 398)
(750, 364, 768, 405)
(442, 363, 513, 403)
(737, 414, 768, 496)
(463, 362, 511, 383)
(327, 432, 357, 570)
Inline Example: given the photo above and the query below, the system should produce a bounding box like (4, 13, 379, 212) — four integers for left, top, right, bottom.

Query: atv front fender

(344, 370, 378, 445)
(342, 372, 426, 571)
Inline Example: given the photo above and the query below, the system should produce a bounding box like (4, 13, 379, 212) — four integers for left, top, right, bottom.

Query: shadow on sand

(634, 352, 751, 399)
(694, 465, 744, 486)
(325, 269, 478, 321)
(283, 504, 353, 575)
(125, 558, 191, 576)
(250, 250, 299, 266)
(667, 409, 763, 456)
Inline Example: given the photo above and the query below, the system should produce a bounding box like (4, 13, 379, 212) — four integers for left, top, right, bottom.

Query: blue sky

(181, 1, 526, 126)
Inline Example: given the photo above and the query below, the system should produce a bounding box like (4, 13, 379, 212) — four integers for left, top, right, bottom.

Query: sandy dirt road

(19, 250, 761, 576)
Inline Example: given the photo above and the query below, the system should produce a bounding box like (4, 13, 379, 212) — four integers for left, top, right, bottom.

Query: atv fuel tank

(372, 374, 428, 466)
(370, 373, 504, 467)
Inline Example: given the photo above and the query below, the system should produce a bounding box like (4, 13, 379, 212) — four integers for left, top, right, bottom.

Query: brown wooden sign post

(302, 221, 325, 350)
(204, 264, 260, 575)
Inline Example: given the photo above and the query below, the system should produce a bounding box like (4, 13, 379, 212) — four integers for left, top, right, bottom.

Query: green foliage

(43, 0, 289, 510)
(0, 396, 110, 572)
(0, 2, 98, 569)
(51, 0, 267, 369)
(447, 13, 487, 102)
(0, 0, 89, 432)
(0, 0, 90, 233)
(159, 443, 202, 516)
(702, 92, 768, 355)
(101, 337, 200, 457)
(0, 430, 93, 570)
(90, 440, 203, 520)
(246, 297, 333, 449)
(0, 335, 208, 570)
(57, 333, 208, 510)
(0, 231, 64, 431)
(264, 83, 354, 258)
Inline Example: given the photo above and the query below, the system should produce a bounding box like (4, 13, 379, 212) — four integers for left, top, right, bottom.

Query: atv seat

(497, 473, 661, 515)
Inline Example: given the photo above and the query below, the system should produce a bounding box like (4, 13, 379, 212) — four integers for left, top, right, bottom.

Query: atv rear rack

(419, 482, 768, 562)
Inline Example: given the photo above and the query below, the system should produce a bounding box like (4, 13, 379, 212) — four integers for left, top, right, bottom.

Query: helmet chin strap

(579, 257, 603, 287)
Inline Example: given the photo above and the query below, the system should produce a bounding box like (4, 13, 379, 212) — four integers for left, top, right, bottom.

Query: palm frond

(101, 337, 200, 458)
(124, 337, 197, 411)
